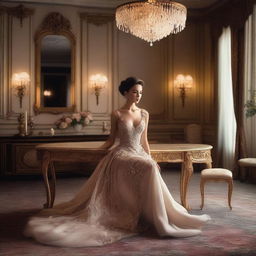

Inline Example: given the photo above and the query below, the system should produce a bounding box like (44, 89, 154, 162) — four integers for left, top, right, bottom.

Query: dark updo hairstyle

(118, 77, 144, 96)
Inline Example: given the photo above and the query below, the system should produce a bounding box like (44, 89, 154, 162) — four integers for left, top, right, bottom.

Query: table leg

(181, 152, 194, 210)
(49, 162, 56, 208)
(180, 162, 185, 207)
(42, 151, 52, 208)
(205, 160, 212, 169)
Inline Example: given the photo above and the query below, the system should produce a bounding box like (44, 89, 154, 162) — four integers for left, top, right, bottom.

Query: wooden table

(37, 142, 212, 209)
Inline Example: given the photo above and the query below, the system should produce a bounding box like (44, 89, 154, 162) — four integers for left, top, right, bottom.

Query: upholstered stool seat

(200, 168, 233, 210)
(238, 158, 256, 181)
(238, 158, 256, 167)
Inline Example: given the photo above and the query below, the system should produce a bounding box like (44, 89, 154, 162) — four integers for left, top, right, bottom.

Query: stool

(200, 168, 233, 210)
(238, 158, 256, 181)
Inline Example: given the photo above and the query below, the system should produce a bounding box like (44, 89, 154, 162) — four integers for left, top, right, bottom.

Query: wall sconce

(174, 74, 193, 107)
(89, 74, 108, 105)
(12, 72, 30, 108)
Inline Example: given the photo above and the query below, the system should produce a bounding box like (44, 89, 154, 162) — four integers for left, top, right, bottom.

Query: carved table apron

(36, 142, 212, 210)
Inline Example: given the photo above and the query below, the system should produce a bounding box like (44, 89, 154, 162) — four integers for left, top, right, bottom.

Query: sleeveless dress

(24, 109, 210, 247)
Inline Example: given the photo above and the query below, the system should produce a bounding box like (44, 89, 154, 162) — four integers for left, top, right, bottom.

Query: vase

(74, 124, 83, 132)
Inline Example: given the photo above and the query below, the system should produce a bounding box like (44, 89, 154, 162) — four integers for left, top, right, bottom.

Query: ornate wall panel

(3, 4, 34, 121)
(80, 13, 113, 117)
(202, 24, 215, 125)
(0, 10, 5, 118)
(0, 2, 216, 142)
(171, 23, 198, 121)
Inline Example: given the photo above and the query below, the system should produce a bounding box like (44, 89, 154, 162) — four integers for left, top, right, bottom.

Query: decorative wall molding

(0, 3, 217, 141)
(80, 13, 114, 26)
(7, 15, 13, 118)
(80, 13, 113, 115)
(6, 4, 34, 27)
(40, 12, 71, 32)
(0, 13, 4, 118)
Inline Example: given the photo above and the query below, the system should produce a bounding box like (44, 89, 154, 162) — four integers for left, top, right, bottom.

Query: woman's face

(124, 84, 143, 104)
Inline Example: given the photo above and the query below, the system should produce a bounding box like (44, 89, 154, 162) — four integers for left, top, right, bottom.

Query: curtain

(217, 27, 237, 170)
(244, 5, 256, 158)
(231, 25, 248, 180)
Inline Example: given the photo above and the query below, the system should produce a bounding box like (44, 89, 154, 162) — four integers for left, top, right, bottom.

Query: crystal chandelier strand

(116, 0, 187, 45)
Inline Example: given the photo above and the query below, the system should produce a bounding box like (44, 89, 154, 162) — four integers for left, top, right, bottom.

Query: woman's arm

(140, 110, 151, 155)
(99, 110, 118, 149)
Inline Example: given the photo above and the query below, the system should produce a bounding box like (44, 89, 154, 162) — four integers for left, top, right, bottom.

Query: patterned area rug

(0, 171, 256, 256)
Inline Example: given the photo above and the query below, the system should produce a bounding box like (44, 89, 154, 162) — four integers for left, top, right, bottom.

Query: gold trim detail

(7, 4, 34, 27)
(40, 12, 71, 32)
(34, 12, 76, 114)
(191, 150, 212, 163)
(151, 152, 183, 162)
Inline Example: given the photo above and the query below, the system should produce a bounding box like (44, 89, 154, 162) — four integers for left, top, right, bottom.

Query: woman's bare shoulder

(141, 108, 149, 117)
(111, 109, 121, 119)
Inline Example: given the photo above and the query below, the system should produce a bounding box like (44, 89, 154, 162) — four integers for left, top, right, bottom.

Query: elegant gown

(25, 109, 210, 247)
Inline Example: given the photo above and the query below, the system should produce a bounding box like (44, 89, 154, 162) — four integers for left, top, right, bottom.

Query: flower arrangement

(245, 100, 256, 118)
(245, 90, 256, 118)
(55, 111, 93, 129)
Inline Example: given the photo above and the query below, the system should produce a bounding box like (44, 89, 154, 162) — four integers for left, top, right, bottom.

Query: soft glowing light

(174, 74, 193, 89)
(12, 72, 30, 87)
(44, 90, 52, 96)
(115, 0, 187, 46)
(89, 74, 108, 89)
(12, 72, 30, 108)
(89, 74, 108, 105)
(174, 74, 193, 107)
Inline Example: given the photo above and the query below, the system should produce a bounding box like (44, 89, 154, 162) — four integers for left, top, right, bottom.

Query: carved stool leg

(42, 152, 51, 208)
(227, 179, 233, 210)
(200, 179, 205, 210)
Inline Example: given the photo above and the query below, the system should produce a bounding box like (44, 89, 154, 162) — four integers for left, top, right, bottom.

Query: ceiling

(2, 0, 227, 10)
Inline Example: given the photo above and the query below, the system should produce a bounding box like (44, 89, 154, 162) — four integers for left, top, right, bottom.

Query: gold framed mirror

(34, 12, 76, 114)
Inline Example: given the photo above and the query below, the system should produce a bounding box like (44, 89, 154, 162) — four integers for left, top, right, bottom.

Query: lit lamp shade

(174, 74, 193, 107)
(184, 75, 193, 88)
(174, 74, 193, 89)
(89, 74, 108, 105)
(12, 72, 30, 88)
(12, 72, 30, 108)
(89, 74, 108, 89)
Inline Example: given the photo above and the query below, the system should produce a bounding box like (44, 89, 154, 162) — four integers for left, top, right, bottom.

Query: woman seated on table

(25, 76, 211, 247)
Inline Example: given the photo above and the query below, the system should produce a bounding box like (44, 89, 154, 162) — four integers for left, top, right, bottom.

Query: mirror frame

(34, 12, 76, 114)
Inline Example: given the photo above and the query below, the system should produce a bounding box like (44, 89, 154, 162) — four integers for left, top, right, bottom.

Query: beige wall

(0, 2, 216, 145)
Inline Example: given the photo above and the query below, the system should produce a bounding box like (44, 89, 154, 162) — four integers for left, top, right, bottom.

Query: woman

(25, 77, 210, 247)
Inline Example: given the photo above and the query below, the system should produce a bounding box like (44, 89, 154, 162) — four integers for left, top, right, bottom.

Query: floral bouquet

(245, 99, 256, 118)
(55, 111, 93, 129)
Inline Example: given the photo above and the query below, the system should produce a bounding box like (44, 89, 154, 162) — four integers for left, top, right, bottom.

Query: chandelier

(115, 0, 187, 46)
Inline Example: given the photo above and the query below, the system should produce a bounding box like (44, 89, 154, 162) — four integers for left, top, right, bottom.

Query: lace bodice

(117, 110, 146, 150)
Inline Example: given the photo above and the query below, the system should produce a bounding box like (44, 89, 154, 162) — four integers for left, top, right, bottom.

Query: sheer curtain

(244, 5, 256, 157)
(217, 27, 237, 170)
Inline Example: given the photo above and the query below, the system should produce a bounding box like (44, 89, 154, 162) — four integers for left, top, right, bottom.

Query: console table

(0, 134, 108, 176)
(37, 142, 213, 210)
